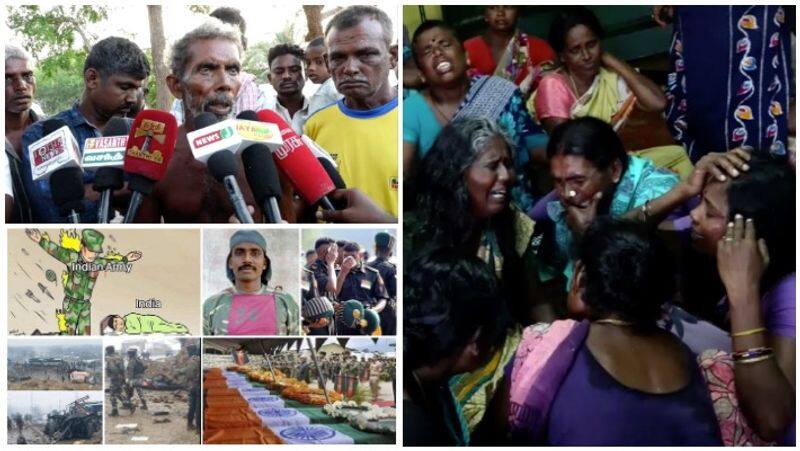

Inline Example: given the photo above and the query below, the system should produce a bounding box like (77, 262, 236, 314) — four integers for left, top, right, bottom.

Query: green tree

(34, 50, 86, 114)
(6, 5, 108, 66)
(7, 5, 108, 114)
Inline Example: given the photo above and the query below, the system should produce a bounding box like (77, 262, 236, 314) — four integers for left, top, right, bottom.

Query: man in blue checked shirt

(20, 36, 150, 223)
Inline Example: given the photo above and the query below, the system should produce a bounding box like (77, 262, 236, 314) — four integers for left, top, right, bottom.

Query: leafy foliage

(6, 5, 108, 57)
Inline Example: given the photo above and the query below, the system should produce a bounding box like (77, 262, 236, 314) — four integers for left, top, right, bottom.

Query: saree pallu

(455, 76, 543, 212)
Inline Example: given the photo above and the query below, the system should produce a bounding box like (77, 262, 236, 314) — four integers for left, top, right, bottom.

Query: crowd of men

(302, 231, 397, 336)
(4, 5, 398, 224)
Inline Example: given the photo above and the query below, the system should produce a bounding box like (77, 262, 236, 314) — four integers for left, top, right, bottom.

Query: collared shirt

(307, 77, 342, 120)
(338, 264, 389, 307)
(6, 109, 41, 223)
(20, 102, 101, 222)
(170, 71, 264, 124)
(258, 91, 310, 135)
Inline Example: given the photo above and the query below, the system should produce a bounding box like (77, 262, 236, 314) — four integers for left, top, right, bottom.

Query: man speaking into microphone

(20, 37, 149, 223)
(131, 19, 263, 223)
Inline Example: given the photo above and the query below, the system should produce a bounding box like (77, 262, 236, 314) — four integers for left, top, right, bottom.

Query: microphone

(122, 110, 178, 223)
(189, 113, 254, 223)
(185, 114, 241, 162)
(317, 157, 347, 210)
(28, 119, 83, 223)
(318, 157, 346, 189)
(234, 110, 283, 153)
(241, 144, 283, 223)
(255, 109, 336, 210)
(84, 117, 131, 223)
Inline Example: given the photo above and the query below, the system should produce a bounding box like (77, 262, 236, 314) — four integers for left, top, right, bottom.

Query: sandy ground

(105, 389, 200, 444)
(7, 422, 101, 445)
(9, 379, 100, 391)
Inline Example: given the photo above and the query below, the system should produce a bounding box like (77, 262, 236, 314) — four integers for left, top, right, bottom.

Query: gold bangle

(734, 354, 774, 365)
(731, 327, 767, 338)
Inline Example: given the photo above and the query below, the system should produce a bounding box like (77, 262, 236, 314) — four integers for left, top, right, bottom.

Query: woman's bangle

(732, 346, 773, 361)
(734, 354, 774, 365)
(640, 200, 651, 222)
(731, 327, 766, 338)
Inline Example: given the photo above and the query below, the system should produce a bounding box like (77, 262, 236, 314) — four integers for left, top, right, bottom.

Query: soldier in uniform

(368, 232, 397, 335)
(26, 229, 141, 335)
(105, 346, 133, 416)
(337, 243, 390, 334)
(308, 237, 338, 300)
(126, 348, 148, 411)
(177, 344, 201, 433)
(369, 356, 384, 401)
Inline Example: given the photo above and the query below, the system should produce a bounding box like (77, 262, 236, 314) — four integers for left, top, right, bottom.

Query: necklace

(428, 94, 454, 123)
(593, 318, 634, 327)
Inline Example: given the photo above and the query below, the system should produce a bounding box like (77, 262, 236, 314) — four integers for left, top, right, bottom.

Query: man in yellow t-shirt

(303, 6, 398, 217)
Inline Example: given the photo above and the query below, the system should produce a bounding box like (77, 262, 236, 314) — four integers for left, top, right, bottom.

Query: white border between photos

(2, 0, 798, 450)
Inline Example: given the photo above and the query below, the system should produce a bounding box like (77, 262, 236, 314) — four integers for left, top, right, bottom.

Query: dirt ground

(9, 379, 100, 391)
(105, 389, 200, 444)
(7, 422, 101, 445)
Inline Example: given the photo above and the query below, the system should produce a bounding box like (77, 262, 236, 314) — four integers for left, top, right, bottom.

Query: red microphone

(122, 110, 178, 223)
(256, 109, 336, 209)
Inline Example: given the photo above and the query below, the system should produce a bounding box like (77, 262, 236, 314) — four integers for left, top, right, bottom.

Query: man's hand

(125, 251, 142, 262)
(315, 189, 396, 223)
(341, 256, 357, 273)
(26, 228, 42, 243)
(324, 244, 338, 266)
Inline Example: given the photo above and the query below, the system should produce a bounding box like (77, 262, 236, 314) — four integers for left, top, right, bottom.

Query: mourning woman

(405, 117, 549, 437)
(404, 250, 508, 446)
(689, 155, 796, 444)
(478, 218, 723, 446)
(404, 20, 545, 212)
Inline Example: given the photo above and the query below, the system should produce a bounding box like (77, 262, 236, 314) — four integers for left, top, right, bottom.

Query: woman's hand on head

(683, 148, 752, 197)
(716, 214, 769, 303)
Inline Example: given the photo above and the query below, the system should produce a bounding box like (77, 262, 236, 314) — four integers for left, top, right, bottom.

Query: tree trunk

(303, 5, 324, 42)
(147, 5, 171, 111)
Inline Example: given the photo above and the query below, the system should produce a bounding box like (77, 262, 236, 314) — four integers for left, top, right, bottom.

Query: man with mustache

(170, 7, 263, 125)
(261, 44, 309, 135)
(5, 44, 40, 223)
(203, 230, 299, 335)
(304, 6, 399, 218)
(20, 37, 149, 222)
(133, 20, 263, 223)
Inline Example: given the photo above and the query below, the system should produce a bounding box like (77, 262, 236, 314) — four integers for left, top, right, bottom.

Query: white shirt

(258, 90, 310, 136)
(307, 77, 343, 119)
(2, 146, 12, 198)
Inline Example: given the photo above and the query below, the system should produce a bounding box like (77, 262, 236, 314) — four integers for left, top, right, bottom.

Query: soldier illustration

(26, 229, 142, 335)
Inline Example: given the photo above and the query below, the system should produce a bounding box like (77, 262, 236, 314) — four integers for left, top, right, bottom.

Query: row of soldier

(269, 351, 395, 402)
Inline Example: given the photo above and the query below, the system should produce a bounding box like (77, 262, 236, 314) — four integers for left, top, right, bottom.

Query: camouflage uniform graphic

(30, 229, 140, 335)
